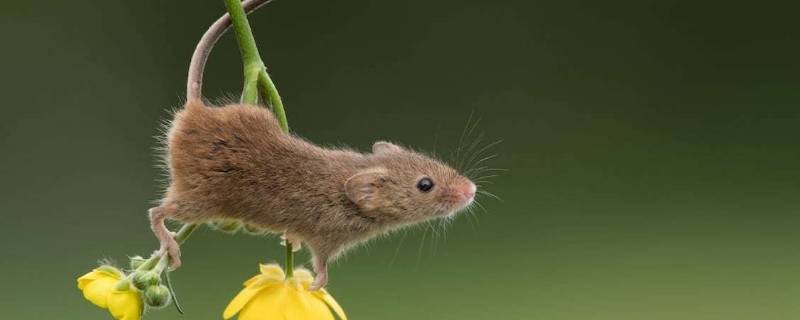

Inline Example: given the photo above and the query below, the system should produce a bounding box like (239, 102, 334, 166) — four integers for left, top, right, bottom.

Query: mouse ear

(372, 141, 403, 154)
(345, 168, 388, 211)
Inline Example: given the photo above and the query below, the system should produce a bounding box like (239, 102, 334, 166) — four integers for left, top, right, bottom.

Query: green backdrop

(1, 0, 798, 319)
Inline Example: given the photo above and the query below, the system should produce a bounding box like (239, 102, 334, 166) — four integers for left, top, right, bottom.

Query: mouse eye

(416, 177, 434, 192)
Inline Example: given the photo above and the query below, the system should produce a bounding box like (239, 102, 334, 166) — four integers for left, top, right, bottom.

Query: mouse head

(344, 141, 476, 224)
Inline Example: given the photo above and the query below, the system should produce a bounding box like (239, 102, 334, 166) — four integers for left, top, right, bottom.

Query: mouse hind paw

(309, 271, 328, 291)
(149, 205, 183, 270)
(309, 257, 328, 291)
(163, 241, 182, 270)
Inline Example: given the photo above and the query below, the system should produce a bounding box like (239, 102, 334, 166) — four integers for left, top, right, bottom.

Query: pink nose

(461, 181, 476, 200)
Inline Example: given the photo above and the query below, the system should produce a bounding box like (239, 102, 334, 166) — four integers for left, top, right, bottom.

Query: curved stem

(258, 69, 289, 132)
(187, 0, 274, 101)
(225, 0, 265, 105)
(174, 223, 200, 245)
(224, 0, 293, 274)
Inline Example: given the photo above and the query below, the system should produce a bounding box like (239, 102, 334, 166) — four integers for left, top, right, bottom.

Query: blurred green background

(1, 0, 799, 319)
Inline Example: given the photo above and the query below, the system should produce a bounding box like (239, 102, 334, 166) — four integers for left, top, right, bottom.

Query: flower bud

(144, 285, 172, 308)
(129, 256, 147, 270)
(132, 271, 161, 290)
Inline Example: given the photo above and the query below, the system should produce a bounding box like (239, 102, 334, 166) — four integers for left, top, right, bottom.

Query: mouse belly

(164, 149, 326, 233)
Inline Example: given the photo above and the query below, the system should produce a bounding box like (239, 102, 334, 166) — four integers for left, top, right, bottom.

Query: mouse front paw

(281, 233, 302, 252)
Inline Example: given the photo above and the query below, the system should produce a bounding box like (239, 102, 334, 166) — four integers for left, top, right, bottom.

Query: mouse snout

(458, 181, 477, 202)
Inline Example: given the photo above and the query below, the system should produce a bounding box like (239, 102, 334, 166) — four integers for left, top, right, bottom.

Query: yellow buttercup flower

(77, 266, 143, 320)
(224, 264, 347, 320)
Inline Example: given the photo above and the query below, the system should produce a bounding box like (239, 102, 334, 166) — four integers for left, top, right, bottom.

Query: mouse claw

(310, 257, 328, 291)
(156, 242, 182, 271)
(310, 272, 327, 291)
(167, 246, 182, 270)
(149, 205, 182, 271)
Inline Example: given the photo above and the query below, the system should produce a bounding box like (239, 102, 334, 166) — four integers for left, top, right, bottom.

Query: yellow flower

(224, 264, 347, 320)
(77, 266, 143, 320)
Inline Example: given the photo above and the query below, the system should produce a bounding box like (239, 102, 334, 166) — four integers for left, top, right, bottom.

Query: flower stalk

(223, 0, 293, 273)
(285, 238, 294, 277)
(223, 0, 290, 132)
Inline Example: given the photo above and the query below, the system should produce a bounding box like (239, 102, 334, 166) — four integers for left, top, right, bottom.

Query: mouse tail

(186, 0, 275, 104)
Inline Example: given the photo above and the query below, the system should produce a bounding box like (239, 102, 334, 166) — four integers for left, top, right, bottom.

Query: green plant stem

(224, 0, 293, 276)
(153, 253, 170, 274)
(258, 69, 289, 132)
(285, 240, 294, 278)
(224, 0, 264, 105)
(138, 224, 199, 271)
(174, 223, 199, 244)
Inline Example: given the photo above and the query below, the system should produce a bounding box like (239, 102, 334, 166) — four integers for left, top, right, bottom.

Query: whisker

(455, 114, 484, 170)
(453, 111, 476, 168)
(471, 176, 500, 184)
(466, 205, 480, 229)
(477, 190, 503, 201)
(461, 205, 478, 231)
(458, 131, 484, 171)
(473, 174, 500, 181)
(439, 218, 451, 242)
(426, 221, 436, 257)
(431, 124, 440, 160)
(466, 167, 508, 177)
(473, 199, 488, 213)
(388, 229, 409, 268)
(470, 154, 497, 176)
(471, 209, 482, 226)
(465, 115, 482, 144)
(465, 166, 488, 176)
(466, 154, 499, 173)
(473, 169, 502, 175)
(415, 227, 429, 269)
(433, 223, 441, 257)
(463, 127, 484, 150)
(462, 140, 502, 172)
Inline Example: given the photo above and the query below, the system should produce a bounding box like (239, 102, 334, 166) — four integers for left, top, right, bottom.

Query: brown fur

(153, 99, 476, 289)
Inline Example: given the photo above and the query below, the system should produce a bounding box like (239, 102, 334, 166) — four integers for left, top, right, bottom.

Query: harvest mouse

(150, 0, 477, 290)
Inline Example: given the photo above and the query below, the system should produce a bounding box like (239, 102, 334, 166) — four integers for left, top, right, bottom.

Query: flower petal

(242, 264, 285, 287)
(259, 264, 286, 280)
(77, 268, 121, 290)
(314, 289, 348, 320)
(291, 268, 315, 288)
(223, 282, 278, 319)
(238, 284, 289, 320)
(77, 271, 103, 291)
(241, 274, 264, 287)
(285, 285, 335, 320)
(107, 289, 142, 320)
(80, 276, 118, 308)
